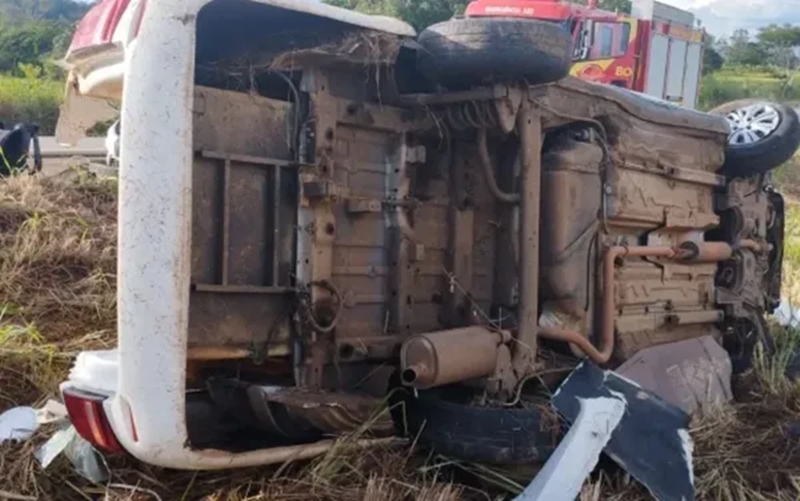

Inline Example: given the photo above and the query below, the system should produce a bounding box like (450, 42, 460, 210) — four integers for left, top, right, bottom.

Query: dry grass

(0, 172, 116, 414)
(1, 172, 800, 500)
(0, 431, 477, 501)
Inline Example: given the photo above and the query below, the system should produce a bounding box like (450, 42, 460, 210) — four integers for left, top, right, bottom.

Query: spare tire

(417, 17, 572, 89)
(389, 378, 559, 464)
(709, 99, 800, 178)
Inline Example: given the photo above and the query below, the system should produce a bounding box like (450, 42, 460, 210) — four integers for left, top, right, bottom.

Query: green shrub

(0, 74, 61, 134)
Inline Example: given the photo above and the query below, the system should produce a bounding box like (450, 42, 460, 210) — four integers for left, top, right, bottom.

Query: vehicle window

(599, 25, 613, 57)
(620, 22, 631, 54)
(588, 22, 630, 60)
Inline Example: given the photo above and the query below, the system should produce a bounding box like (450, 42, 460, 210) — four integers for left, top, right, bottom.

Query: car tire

(389, 377, 559, 464)
(723, 313, 775, 375)
(417, 17, 572, 89)
(709, 99, 800, 178)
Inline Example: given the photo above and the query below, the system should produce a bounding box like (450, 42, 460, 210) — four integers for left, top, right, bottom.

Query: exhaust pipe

(539, 241, 742, 365)
(399, 327, 510, 389)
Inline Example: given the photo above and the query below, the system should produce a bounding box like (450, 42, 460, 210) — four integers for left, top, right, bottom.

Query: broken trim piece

(513, 396, 626, 501)
(553, 361, 695, 501)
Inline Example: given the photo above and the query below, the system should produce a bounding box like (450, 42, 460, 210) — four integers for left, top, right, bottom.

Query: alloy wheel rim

(724, 103, 781, 145)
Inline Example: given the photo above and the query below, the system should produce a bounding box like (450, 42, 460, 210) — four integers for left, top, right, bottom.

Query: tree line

(711, 25, 800, 72)
(0, 0, 89, 77)
(326, 0, 631, 31)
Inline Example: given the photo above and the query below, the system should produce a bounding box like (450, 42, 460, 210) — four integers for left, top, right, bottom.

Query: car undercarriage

(172, 19, 785, 460)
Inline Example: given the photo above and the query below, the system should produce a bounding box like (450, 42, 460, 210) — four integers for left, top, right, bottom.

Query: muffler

(399, 326, 510, 389)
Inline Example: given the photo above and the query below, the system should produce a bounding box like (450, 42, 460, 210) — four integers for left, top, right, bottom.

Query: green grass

(711, 67, 800, 83)
(699, 73, 800, 111)
(0, 74, 61, 134)
(782, 193, 800, 304)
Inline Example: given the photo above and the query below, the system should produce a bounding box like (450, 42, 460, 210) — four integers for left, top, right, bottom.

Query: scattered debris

(775, 298, 800, 329)
(0, 407, 37, 443)
(35, 399, 68, 426)
(36, 425, 107, 483)
(616, 336, 733, 415)
(269, 31, 403, 70)
(514, 396, 625, 501)
(552, 361, 694, 501)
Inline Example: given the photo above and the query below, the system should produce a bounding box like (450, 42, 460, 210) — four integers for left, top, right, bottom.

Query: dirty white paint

(514, 396, 627, 501)
(68, 0, 418, 471)
(678, 428, 695, 487)
(110, 0, 198, 468)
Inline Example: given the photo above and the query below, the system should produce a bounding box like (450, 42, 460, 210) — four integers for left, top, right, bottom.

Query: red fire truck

(464, 0, 706, 108)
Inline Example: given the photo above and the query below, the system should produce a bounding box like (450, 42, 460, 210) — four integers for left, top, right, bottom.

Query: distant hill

(0, 0, 90, 24)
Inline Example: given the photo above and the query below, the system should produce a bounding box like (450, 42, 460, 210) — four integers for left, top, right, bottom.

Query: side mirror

(573, 46, 589, 61)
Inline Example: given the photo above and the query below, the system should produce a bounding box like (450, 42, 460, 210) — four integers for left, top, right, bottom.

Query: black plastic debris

(552, 360, 695, 501)
(784, 422, 800, 440)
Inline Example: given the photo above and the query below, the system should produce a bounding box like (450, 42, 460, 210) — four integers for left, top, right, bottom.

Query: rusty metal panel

(227, 162, 273, 285)
(615, 261, 716, 309)
(608, 167, 719, 229)
(330, 125, 395, 339)
(193, 86, 293, 160)
(616, 336, 733, 414)
(469, 144, 498, 312)
(191, 157, 224, 284)
(188, 292, 291, 352)
(540, 141, 603, 315)
(412, 201, 449, 334)
(247, 386, 394, 436)
(189, 86, 296, 351)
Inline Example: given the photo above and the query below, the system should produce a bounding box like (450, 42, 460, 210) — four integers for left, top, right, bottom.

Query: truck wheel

(709, 99, 800, 178)
(417, 18, 572, 88)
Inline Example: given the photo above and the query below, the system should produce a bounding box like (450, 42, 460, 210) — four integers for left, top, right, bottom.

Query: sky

(659, 0, 800, 38)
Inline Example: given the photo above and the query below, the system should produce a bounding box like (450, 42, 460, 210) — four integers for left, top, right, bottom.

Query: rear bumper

(62, 352, 391, 469)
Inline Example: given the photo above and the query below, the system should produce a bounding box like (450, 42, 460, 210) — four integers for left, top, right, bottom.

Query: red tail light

(62, 387, 124, 454)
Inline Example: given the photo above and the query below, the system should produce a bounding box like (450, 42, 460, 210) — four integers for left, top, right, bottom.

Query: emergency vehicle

(464, 0, 706, 108)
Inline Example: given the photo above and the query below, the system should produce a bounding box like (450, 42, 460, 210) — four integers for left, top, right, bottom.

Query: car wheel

(722, 313, 775, 375)
(709, 99, 800, 178)
(417, 18, 572, 89)
(389, 374, 559, 464)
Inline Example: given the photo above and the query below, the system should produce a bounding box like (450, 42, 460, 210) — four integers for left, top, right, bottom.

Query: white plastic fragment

(0, 406, 38, 442)
(35, 399, 68, 425)
(36, 426, 75, 469)
(67, 349, 119, 395)
(775, 298, 800, 329)
(513, 396, 627, 501)
(36, 425, 108, 483)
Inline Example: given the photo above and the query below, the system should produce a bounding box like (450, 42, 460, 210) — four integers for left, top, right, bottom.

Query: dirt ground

(1, 173, 800, 501)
